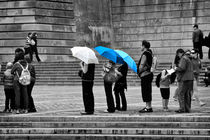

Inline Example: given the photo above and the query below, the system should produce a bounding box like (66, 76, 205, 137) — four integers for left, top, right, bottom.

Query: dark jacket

(82, 64, 95, 81)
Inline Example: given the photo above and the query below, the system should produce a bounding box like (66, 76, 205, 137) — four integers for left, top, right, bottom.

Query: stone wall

(111, 0, 210, 62)
(74, 0, 113, 48)
(0, 0, 113, 62)
(0, 0, 75, 62)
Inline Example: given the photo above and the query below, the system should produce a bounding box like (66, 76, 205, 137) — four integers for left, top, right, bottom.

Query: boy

(2, 62, 15, 112)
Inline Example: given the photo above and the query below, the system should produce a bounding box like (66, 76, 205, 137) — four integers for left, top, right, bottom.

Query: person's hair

(142, 40, 150, 49)
(6, 62, 13, 69)
(176, 48, 184, 54)
(25, 55, 31, 63)
(15, 48, 24, 53)
(193, 24, 198, 28)
(28, 32, 32, 36)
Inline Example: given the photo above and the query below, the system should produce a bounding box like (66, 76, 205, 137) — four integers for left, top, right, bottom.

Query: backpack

(155, 72, 161, 88)
(151, 56, 158, 72)
(170, 72, 176, 84)
(16, 62, 31, 86)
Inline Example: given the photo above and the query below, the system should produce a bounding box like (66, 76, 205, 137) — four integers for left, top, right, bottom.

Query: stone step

(0, 128, 210, 135)
(0, 134, 209, 140)
(1, 116, 209, 122)
(1, 122, 210, 129)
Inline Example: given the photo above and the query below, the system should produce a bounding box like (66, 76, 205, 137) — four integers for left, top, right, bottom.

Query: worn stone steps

(1, 122, 210, 129)
(0, 116, 210, 140)
(1, 134, 210, 140)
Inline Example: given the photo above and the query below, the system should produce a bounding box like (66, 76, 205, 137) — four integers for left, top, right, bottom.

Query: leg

(10, 89, 16, 110)
(119, 90, 127, 111)
(13, 80, 21, 111)
(28, 82, 36, 112)
(21, 85, 29, 112)
(82, 81, 94, 113)
(114, 90, 121, 110)
(4, 89, 10, 111)
(104, 81, 115, 112)
(33, 46, 41, 62)
(184, 81, 193, 113)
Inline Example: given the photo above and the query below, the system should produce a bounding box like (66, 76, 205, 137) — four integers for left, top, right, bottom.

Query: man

(192, 24, 203, 59)
(175, 49, 194, 113)
(137, 40, 154, 113)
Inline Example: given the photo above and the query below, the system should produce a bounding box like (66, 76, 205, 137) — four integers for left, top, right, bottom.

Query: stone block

(36, 1, 73, 11)
(35, 16, 75, 26)
(35, 9, 74, 18)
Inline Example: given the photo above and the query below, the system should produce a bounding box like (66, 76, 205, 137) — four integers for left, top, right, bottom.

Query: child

(159, 69, 172, 111)
(2, 62, 15, 112)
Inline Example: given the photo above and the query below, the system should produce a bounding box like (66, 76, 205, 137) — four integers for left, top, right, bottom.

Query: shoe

(16, 110, 20, 114)
(80, 111, 94, 115)
(28, 109, 37, 113)
(115, 107, 121, 111)
(175, 110, 185, 113)
(3, 109, 9, 113)
(139, 107, 153, 113)
(192, 98, 196, 101)
(104, 110, 115, 113)
(200, 102, 206, 107)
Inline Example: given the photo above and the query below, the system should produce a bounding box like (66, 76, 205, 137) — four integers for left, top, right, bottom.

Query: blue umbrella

(115, 50, 137, 73)
(94, 46, 124, 64)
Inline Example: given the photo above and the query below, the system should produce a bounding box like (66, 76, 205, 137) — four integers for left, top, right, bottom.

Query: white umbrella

(71, 46, 99, 64)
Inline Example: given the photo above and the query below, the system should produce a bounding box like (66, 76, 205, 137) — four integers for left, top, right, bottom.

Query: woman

(80, 61, 95, 115)
(113, 62, 128, 111)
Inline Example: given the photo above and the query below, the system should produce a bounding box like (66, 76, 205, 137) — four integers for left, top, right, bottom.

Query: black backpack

(170, 72, 176, 84)
(155, 72, 162, 88)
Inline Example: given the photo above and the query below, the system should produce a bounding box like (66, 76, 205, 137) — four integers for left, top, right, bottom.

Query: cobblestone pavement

(0, 85, 209, 117)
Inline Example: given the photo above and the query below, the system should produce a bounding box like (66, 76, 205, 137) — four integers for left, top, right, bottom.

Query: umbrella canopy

(94, 46, 124, 64)
(71, 46, 99, 64)
(115, 50, 137, 73)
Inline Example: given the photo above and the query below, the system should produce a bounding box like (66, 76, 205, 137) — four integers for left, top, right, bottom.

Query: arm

(175, 57, 187, 73)
(138, 55, 147, 74)
(80, 62, 88, 73)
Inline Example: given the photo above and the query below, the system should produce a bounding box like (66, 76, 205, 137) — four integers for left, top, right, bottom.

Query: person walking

(190, 49, 206, 106)
(192, 24, 204, 59)
(175, 50, 194, 113)
(137, 40, 154, 113)
(113, 62, 128, 111)
(30, 32, 41, 62)
(79, 61, 95, 115)
(102, 60, 116, 113)
(2, 62, 15, 112)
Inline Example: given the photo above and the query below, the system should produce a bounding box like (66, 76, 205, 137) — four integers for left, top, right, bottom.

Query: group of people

(78, 36, 208, 115)
(1, 23, 209, 115)
(1, 32, 40, 114)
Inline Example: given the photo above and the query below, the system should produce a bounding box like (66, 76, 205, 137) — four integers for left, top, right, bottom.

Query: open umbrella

(94, 46, 124, 64)
(115, 50, 137, 73)
(71, 46, 99, 64)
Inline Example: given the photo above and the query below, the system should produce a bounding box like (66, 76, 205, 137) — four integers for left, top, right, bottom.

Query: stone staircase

(0, 116, 210, 140)
(0, 61, 209, 86)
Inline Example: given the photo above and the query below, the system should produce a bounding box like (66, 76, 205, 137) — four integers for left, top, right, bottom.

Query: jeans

(13, 80, 28, 110)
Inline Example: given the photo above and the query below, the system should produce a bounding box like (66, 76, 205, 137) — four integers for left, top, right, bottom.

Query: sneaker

(139, 107, 153, 113)
(80, 111, 94, 115)
(16, 110, 20, 114)
(3, 109, 9, 113)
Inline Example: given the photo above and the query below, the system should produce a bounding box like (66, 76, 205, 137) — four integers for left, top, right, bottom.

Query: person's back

(2, 62, 15, 112)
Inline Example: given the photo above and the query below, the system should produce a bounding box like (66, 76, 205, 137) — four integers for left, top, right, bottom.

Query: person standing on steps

(113, 62, 128, 111)
(137, 40, 154, 113)
(175, 50, 194, 113)
(79, 61, 95, 115)
(102, 60, 116, 113)
(192, 24, 204, 59)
